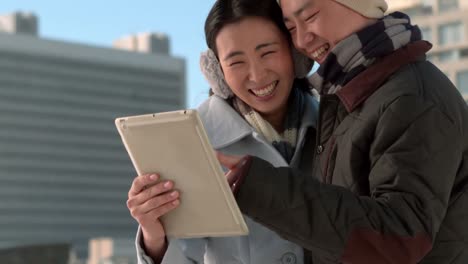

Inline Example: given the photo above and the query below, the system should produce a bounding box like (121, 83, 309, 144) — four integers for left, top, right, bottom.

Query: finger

(216, 152, 245, 170)
(224, 156, 250, 184)
(129, 174, 160, 196)
(139, 191, 180, 215)
(128, 180, 174, 207)
(148, 199, 180, 219)
(225, 156, 251, 193)
(225, 168, 239, 185)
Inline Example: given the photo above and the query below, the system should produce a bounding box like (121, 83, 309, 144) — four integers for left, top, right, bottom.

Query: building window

(438, 50, 460, 63)
(461, 48, 468, 59)
(457, 70, 468, 95)
(420, 27, 432, 42)
(438, 0, 459, 13)
(438, 22, 463, 45)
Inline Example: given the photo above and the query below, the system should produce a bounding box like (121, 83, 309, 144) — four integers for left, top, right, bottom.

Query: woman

(127, 0, 318, 263)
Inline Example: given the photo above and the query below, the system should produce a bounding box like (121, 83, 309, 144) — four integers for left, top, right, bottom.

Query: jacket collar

(198, 96, 253, 149)
(335, 41, 432, 113)
(198, 94, 318, 149)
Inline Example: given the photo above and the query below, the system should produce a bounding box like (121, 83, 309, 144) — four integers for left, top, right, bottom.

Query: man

(220, 0, 468, 263)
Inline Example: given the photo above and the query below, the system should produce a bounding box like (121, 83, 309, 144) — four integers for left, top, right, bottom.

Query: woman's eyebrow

(223, 51, 244, 61)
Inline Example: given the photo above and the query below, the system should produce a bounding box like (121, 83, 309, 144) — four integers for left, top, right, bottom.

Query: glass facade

(438, 22, 463, 45)
(438, 0, 459, 13)
(438, 50, 460, 63)
(457, 70, 468, 94)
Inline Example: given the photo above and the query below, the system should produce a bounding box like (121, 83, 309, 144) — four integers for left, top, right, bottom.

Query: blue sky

(1, 0, 216, 108)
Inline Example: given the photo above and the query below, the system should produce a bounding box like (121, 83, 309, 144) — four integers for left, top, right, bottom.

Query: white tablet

(115, 110, 249, 238)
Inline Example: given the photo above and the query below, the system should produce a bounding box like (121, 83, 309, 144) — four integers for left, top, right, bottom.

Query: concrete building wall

(0, 24, 185, 259)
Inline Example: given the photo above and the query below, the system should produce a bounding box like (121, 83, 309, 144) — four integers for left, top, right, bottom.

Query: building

(0, 11, 186, 261)
(88, 238, 137, 264)
(0, 243, 72, 264)
(389, 0, 468, 102)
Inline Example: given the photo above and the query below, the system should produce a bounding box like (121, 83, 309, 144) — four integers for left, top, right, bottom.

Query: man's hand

(216, 152, 252, 193)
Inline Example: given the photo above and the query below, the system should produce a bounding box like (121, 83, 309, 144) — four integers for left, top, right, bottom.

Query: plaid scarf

(232, 86, 305, 163)
(310, 12, 422, 94)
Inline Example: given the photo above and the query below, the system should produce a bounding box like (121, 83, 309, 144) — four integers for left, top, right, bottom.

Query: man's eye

(262, 51, 276, 57)
(305, 12, 319, 21)
(288, 27, 296, 33)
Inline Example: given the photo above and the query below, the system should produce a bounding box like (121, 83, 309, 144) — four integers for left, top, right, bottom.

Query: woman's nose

(247, 61, 267, 83)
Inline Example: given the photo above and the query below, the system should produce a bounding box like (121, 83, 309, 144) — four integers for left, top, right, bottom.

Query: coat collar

(198, 94, 318, 149)
(198, 96, 253, 149)
(335, 41, 432, 113)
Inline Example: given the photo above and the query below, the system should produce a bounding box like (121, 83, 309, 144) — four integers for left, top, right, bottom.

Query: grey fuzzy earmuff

(200, 49, 233, 99)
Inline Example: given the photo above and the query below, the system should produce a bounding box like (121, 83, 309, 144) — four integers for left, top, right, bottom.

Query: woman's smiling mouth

(249, 81, 279, 98)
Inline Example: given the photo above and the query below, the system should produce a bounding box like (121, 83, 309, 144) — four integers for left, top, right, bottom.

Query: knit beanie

(334, 0, 388, 18)
(277, 0, 388, 19)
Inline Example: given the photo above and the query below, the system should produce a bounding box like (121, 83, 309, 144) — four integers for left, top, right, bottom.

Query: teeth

(251, 82, 276, 97)
(310, 45, 329, 60)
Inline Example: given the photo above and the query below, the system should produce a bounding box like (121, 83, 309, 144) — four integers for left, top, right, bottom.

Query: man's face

(281, 0, 371, 64)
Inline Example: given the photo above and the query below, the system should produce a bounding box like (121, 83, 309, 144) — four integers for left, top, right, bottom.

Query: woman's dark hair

(204, 0, 291, 57)
(205, 0, 311, 95)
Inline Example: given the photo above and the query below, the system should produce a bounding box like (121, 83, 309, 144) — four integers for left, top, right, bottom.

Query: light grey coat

(136, 94, 318, 264)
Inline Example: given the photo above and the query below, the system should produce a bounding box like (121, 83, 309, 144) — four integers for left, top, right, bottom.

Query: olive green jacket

(235, 41, 468, 263)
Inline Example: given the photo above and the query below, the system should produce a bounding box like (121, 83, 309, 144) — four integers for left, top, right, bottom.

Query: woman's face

(215, 16, 294, 117)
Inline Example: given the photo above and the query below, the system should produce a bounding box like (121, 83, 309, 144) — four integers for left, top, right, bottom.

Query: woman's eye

(229, 61, 244, 67)
(288, 27, 296, 33)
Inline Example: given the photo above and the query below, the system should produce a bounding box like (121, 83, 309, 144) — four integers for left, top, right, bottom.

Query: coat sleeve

(135, 226, 205, 264)
(235, 96, 463, 263)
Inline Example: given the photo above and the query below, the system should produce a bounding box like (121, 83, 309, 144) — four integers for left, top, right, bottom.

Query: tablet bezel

(115, 110, 249, 238)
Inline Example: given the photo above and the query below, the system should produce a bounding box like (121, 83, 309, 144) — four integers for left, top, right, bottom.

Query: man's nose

(295, 25, 314, 52)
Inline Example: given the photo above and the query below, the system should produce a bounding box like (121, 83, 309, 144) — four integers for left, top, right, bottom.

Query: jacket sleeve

(135, 226, 205, 264)
(235, 96, 463, 263)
